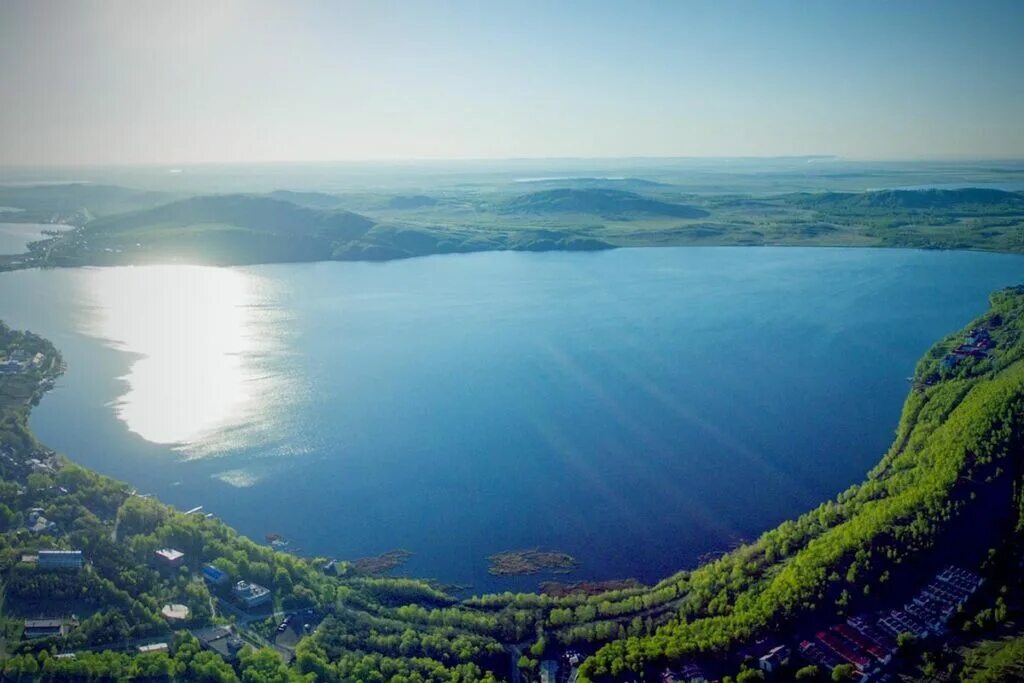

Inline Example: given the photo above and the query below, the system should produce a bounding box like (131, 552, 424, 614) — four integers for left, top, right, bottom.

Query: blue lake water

(2, 247, 1023, 593)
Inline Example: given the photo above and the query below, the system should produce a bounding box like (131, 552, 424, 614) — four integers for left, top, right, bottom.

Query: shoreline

(6, 237, 1024, 274)
(3, 286, 1024, 681)
(6, 240, 1024, 281)
(5, 247, 1024, 596)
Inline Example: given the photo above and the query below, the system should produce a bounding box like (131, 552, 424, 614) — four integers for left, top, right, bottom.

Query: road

(507, 643, 525, 683)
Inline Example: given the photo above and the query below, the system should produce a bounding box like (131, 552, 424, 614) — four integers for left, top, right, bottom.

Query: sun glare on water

(75, 265, 288, 452)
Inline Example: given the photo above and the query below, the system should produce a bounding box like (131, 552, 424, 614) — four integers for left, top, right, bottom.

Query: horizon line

(6, 154, 1024, 171)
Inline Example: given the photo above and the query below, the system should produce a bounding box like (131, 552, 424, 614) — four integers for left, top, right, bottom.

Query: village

(10, 540, 320, 666)
(0, 331, 317, 666)
(655, 566, 984, 683)
(940, 326, 995, 372)
(0, 348, 48, 376)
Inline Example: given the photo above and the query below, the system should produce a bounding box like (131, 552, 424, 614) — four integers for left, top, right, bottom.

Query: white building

(154, 548, 185, 569)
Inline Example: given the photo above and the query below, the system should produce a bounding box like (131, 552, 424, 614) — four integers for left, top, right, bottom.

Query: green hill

(265, 190, 349, 209)
(86, 194, 372, 238)
(502, 188, 709, 218)
(33, 193, 613, 266)
(61, 195, 376, 265)
(789, 187, 1024, 212)
(8, 183, 1024, 271)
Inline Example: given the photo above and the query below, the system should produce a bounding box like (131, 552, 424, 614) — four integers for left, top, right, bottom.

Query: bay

(2, 246, 1022, 593)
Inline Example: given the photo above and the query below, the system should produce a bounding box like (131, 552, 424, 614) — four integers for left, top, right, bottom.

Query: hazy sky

(1, 0, 1022, 165)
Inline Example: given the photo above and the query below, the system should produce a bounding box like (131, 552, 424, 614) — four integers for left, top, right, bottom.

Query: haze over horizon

(1, 0, 1023, 166)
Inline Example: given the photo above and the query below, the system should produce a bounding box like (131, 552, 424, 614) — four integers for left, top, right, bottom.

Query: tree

(239, 647, 298, 683)
(189, 651, 239, 683)
(795, 665, 820, 681)
(736, 668, 766, 682)
(0, 503, 17, 531)
(896, 631, 918, 652)
(831, 663, 857, 682)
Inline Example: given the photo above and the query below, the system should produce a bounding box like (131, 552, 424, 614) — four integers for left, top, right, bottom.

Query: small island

(487, 549, 579, 577)
(351, 549, 413, 575)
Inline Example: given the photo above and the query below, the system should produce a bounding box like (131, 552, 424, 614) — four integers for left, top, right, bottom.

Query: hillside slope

(53, 195, 376, 265)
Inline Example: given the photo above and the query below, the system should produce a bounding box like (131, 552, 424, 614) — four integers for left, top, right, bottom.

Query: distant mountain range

(511, 176, 675, 191)
(502, 188, 709, 218)
(3, 184, 1024, 270)
(789, 187, 1024, 212)
(0, 183, 175, 222)
(265, 190, 350, 210)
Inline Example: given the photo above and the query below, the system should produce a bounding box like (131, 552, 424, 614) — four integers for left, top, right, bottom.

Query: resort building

(193, 625, 246, 661)
(27, 508, 57, 534)
(154, 548, 185, 569)
(232, 580, 271, 609)
(24, 619, 69, 639)
(138, 643, 169, 654)
(37, 549, 83, 571)
(758, 645, 791, 673)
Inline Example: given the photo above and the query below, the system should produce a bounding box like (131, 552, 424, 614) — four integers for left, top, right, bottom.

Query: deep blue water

(2, 247, 1023, 594)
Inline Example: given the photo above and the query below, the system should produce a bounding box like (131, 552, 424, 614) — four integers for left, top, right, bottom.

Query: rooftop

(155, 548, 185, 561)
(233, 580, 270, 598)
(138, 643, 169, 653)
(161, 604, 190, 620)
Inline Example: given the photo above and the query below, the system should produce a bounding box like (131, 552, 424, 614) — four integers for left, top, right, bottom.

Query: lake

(1, 247, 1022, 593)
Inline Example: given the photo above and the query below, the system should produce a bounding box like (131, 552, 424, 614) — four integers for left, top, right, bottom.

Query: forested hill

(44, 195, 377, 266)
(87, 195, 375, 238)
